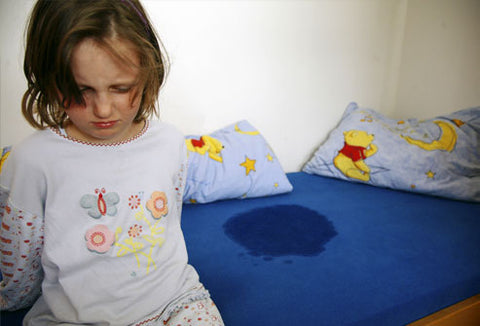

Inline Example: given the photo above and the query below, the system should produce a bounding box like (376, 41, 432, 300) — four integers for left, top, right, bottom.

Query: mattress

(2, 172, 479, 325)
(181, 172, 480, 325)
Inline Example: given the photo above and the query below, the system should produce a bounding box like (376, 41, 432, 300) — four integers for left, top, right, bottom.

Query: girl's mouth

(93, 121, 117, 129)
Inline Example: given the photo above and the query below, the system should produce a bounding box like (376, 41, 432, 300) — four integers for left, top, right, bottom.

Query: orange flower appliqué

(146, 191, 168, 219)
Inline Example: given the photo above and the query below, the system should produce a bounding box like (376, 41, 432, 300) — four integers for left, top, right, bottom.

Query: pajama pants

(132, 286, 224, 326)
(163, 297, 224, 326)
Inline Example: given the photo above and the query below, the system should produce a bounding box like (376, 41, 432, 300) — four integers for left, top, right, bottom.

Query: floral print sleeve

(0, 189, 44, 311)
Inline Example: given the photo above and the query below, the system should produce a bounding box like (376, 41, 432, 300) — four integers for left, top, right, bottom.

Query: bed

(182, 171, 480, 325)
(1, 103, 479, 325)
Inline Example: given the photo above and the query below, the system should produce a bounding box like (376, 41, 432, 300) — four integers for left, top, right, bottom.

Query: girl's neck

(61, 119, 147, 146)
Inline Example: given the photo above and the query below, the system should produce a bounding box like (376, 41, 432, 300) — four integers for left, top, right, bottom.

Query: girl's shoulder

(0, 130, 55, 190)
(148, 120, 185, 141)
(8, 129, 56, 159)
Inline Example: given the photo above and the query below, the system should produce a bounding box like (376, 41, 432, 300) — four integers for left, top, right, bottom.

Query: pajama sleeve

(176, 142, 188, 214)
(0, 149, 45, 311)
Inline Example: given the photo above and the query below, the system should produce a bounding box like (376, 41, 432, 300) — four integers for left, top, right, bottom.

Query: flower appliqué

(146, 191, 168, 219)
(128, 224, 143, 238)
(114, 204, 165, 274)
(85, 224, 115, 254)
(128, 194, 141, 210)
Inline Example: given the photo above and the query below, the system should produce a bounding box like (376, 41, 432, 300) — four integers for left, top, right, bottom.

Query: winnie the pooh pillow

(303, 102, 480, 202)
(184, 120, 293, 203)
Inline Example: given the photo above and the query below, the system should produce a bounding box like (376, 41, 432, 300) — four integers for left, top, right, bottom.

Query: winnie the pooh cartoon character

(186, 135, 224, 163)
(334, 130, 378, 181)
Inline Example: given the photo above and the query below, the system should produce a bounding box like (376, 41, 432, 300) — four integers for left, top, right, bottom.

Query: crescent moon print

(401, 120, 457, 152)
(234, 123, 260, 135)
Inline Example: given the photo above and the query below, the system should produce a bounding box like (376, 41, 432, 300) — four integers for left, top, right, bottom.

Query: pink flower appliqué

(85, 224, 115, 254)
(146, 191, 168, 219)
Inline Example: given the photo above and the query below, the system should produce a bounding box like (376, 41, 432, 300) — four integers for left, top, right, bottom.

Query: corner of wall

(380, 0, 408, 118)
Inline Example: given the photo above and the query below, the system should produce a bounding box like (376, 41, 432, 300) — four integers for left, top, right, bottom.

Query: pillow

(184, 120, 293, 203)
(303, 102, 480, 202)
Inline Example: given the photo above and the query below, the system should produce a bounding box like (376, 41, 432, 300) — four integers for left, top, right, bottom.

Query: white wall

(0, 0, 34, 150)
(1, 0, 479, 172)
(394, 0, 480, 119)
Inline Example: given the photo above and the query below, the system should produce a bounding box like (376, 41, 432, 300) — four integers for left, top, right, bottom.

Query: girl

(0, 1, 224, 325)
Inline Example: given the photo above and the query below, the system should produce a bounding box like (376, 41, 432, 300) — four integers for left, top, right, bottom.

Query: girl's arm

(0, 190, 44, 311)
(0, 147, 45, 311)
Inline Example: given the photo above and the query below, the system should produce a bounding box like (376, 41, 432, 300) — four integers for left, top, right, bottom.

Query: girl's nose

(92, 93, 113, 118)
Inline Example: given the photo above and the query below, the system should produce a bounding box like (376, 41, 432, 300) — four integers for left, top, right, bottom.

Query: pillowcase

(303, 102, 480, 202)
(184, 120, 293, 203)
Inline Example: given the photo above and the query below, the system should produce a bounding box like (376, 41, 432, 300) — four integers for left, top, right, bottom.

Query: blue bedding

(2, 172, 479, 325)
(182, 172, 480, 325)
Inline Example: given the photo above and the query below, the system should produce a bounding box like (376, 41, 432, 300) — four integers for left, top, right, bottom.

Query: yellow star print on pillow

(240, 157, 256, 175)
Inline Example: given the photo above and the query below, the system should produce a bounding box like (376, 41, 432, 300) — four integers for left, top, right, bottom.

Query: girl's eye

(113, 87, 131, 94)
(79, 87, 92, 93)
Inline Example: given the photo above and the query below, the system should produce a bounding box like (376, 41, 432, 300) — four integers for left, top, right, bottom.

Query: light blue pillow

(184, 120, 293, 203)
(303, 102, 480, 202)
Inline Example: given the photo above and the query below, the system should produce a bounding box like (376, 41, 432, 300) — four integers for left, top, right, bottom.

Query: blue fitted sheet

(181, 172, 480, 325)
(2, 172, 479, 325)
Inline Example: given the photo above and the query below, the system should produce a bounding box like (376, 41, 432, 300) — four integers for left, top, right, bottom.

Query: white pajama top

(0, 121, 202, 325)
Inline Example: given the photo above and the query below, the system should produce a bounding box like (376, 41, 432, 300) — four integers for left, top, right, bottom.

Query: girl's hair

(22, 0, 168, 129)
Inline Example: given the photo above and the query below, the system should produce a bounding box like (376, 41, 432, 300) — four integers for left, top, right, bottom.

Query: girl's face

(64, 38, 144, 144)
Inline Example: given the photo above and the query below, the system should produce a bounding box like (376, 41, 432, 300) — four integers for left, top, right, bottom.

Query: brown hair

(22, 0, 168, 129)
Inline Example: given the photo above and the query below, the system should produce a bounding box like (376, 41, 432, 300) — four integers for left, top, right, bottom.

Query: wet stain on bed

(223, 205, 337, 260)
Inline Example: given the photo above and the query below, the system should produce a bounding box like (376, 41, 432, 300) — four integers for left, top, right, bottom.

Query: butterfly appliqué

(80, 188, 120, 219)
